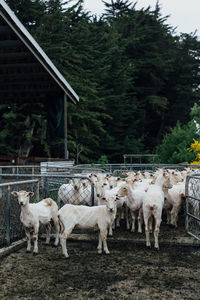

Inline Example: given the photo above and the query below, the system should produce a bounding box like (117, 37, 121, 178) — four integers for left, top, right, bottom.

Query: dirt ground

(0, 218, 200, 300)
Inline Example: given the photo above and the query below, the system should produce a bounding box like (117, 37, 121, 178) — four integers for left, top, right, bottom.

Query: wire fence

(0, 174, 95, 248)
(75, 163, 199, 174)
(1, 164, 200, 248)
(0, 179, 39, 247)
(185, 173, 200, 241)
(0, 163, 199, 178)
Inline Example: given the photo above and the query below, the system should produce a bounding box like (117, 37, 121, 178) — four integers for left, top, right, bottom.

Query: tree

(5, 0, 45, 30)
(2, 0, 200, 163)
(157, 120, 197, 164)
(102, 2, 200, 158)
(33, 0, 109, 162)
(0, 103, 50, 157)
(103, 0, 133, 18)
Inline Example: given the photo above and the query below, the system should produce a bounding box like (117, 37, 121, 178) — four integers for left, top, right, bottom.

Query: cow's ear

(28, 192, 34, 197)
(11, 191, 18, 197)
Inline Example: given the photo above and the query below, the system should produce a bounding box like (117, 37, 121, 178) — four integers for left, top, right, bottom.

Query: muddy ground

(0, 216, 200, 300)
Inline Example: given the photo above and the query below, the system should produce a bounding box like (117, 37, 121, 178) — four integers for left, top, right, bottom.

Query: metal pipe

(0, 179, 38, 187)
(6, 185, 11, 245)
(64, 93, 69, 160)
(185, 175, 189, 231)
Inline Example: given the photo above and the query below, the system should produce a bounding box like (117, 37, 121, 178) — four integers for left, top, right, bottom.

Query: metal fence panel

(0, 180, 39, 247)
(75, 163, 199, 174)
(2, 165, 200, 248)
(185, 174, 200, 241)
(0, 174, 95, 248)
(0, 163, 199, 177)
(43, 175, 94, 206)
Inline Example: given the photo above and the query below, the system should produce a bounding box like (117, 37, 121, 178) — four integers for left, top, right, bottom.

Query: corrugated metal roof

(0, 0, 79, 104)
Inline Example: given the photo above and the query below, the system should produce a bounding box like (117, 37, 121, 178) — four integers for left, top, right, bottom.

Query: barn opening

(0, 0, 79, 163)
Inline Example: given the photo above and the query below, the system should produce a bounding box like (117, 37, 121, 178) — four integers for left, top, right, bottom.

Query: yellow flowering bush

(187, 139, 200, 164)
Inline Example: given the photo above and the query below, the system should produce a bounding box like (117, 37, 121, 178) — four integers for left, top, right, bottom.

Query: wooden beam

(0, 51, 33, 60)
(0, 62, 42, 72)
(0, 96, 46, 102)
(0, 82, 55, 88)
(0, 72, 49, 81)
(0, 25, 12, 34)
(64, 94, 69, 159)
(0, 87, 60, 94)
(0, 39, 23, 48)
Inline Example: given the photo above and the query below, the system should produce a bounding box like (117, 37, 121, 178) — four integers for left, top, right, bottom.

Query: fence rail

(185, 173, 200, 241)
(75, 163, 199, 173)
(0, 179, 39, 246)
(0, 163, 199, 175)
(1, 164, 200, 248)
(0, 174, 95, 248)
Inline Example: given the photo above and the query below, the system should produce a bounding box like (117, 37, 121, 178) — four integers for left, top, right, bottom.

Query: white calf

(58, 196, 117, 258)
(117, 180, 146, 233)
(142, 171, 171, 250)
(89, 173, 98, 184)
(58, 178, 82, 207)
(100, 181, 126, 235)
(58, 180, 74, 207)
(164, 182, 185, 227)
(12, 191, 59, 254)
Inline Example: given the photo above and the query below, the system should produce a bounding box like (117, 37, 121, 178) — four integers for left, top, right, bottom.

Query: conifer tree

(2, 0, 200, 163)
(5, 0, 45, 30)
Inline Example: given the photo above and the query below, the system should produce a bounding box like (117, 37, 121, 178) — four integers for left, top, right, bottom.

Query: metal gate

(185, 173, 200, 241)
(0, 174, 95, 248)
(0, 179, 39, 247)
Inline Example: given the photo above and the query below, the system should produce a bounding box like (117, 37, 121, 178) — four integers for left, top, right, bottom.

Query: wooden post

(64, 94, 69, 160)
(6, 185, 11, 245)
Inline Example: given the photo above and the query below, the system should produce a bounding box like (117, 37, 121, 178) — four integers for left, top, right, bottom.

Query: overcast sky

(68, 0, 199, 35)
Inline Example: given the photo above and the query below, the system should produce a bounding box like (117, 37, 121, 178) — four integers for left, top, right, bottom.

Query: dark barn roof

(0, 0, 79, 104)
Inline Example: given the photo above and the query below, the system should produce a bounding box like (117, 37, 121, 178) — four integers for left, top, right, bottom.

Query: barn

(0, 0, 79, 161)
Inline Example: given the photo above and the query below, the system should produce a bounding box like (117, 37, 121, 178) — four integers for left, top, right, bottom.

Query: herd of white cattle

(11, 167, 197, 258)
